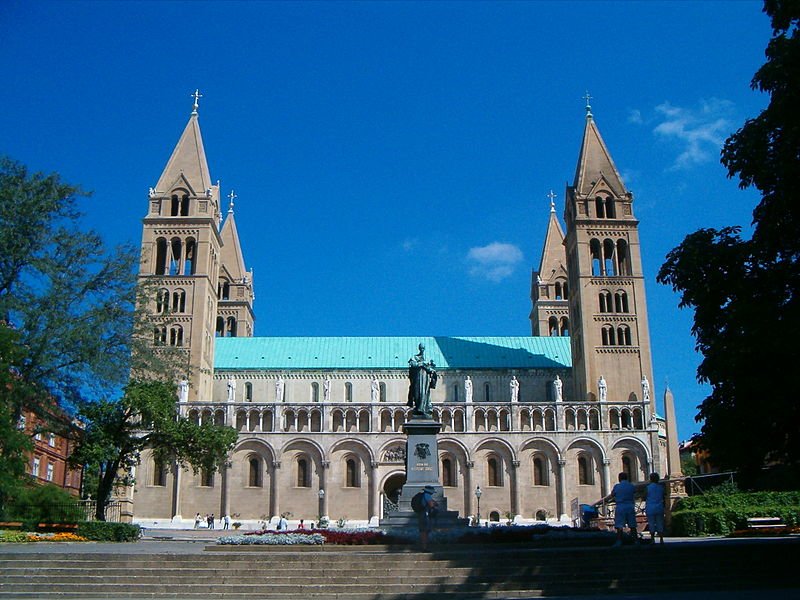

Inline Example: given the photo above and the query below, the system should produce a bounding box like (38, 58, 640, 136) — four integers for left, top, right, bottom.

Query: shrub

(5, 485, 85, 528)
(76, 521, 141, 542)
(0, 531, 29, 543)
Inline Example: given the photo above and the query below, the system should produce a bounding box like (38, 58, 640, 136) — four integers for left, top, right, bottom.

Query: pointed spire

(228, 190, 237, 214)
(219, 197, 248, 283)
(191, 89, 203, 115)
(536, 190, 567, 278)
(663, 386, 683, 477)
(154, 106, 212, 195)
(572, 110, 627, 197)
(583, 91, 593, 121)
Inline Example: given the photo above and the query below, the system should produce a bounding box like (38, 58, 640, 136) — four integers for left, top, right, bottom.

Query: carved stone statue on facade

(641, 376, 651, 402)
(371, 377, 379, 403)
(553, 375, 563, 402)
(407, 343, 437, 417)
(178, 377, 189, 403)
(510, 376, 520, 402)
(465, 376, 473, 403)
(275, 376, 285, 402)
(598, 375, 607, 402)
(226, 375, 235, 402)
(323, 377, 331, 402)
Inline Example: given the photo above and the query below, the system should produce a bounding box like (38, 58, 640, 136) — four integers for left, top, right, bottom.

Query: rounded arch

(564, 436, 608, 461)
(474, 436, 517, 461)
(330, 437, 376, 465)
(281, 437, 326, 461)
(519, 437, 562, 461)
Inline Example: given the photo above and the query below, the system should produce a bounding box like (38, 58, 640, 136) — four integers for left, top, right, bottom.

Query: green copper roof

(214, 336, 571, 371)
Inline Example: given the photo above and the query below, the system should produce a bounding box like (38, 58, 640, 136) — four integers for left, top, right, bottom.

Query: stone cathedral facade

(130, 101, 672, 527)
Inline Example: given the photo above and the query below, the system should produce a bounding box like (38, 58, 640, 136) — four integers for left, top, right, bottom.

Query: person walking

(609, 472, 637, 547)
(646, 473, 665, 544)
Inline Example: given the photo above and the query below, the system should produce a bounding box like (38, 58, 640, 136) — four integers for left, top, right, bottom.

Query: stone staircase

(1, 538, 798, 599)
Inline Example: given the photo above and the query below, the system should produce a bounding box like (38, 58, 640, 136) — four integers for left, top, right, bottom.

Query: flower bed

(0, 530, 87, 543)
(243, 528, 389, 545)
(218, 533, 325, 545)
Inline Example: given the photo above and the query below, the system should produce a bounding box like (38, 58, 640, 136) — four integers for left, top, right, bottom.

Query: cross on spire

(547, 190, 557, 212)
(228, 190, 237, 213)
(583, 90, 593, 120)
(191, 89, 203, 115)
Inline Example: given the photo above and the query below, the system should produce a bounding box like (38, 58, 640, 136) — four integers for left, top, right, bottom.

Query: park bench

(0, 521, 23, 530)
(36, 523, 78, 532)
(746, 517, 785, 529)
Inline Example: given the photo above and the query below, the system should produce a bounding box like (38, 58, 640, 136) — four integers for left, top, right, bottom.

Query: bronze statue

(407, 343, 437, 416)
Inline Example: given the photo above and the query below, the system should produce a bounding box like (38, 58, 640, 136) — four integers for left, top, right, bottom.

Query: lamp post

(475, 486, 482, 527)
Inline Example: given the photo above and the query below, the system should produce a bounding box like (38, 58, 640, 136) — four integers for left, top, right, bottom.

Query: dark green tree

(658, 0, 800, 487)
(70, 380, 237, 520)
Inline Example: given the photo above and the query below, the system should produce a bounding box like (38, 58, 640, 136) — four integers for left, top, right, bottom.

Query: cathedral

(128, 98, 677, 527)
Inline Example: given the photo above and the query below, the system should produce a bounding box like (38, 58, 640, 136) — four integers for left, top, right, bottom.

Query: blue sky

(0, 1, 771, 441)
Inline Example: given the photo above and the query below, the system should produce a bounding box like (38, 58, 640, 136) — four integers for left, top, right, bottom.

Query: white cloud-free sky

(0, 0, 771, 440)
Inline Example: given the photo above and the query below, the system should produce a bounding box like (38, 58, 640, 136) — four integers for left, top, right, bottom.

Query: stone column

(601, 458, 612, 498)
(270, 461, 281, 519)
(369, 461, 380, 522)
(510, 460, 521, 517)
(221, 460, 231, 517)
(320, 460, 330, 519)
(556, 459, 566, 518)
(171, 462, 182, 521)
(464, 460, 474, 516)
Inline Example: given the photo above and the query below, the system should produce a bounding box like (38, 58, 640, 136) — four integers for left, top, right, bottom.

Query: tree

(69, 380, 237, 520)
(658, 1, 800, 487)
(0, 157, 140, 420)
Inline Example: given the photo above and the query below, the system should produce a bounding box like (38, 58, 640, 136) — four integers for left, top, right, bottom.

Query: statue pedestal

(380, 416, 466, 529)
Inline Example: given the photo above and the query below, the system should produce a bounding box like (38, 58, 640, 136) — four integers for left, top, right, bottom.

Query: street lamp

(475, 486, 482, 527)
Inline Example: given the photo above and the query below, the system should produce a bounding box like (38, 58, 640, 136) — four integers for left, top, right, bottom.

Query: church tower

(138, 95, 223, 402)
(216, 193, 255, 338)
(530, 193, 570, 337)
(563, 103, 655, 414)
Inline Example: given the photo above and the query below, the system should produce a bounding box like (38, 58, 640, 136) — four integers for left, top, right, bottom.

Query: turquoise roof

(214, 336, 571, 371)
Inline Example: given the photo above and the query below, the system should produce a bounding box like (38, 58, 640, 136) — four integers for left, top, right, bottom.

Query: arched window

(560, 317, 569, 336)
(215, 316, 224, 337)
(244, 382, 253, 402)
(622, 455, 635, 481)
(603, 239, 616, 276)
(155, 238, 168, 275)
(156, 288, 169, 314)
(153, 458, 167, 487)
(344, 382, 353, 403)
(533, 456, 549, 486)
(153, 326, 167, 346)
(442, 457, 456, 487)
(452, 383, 459, 403)
(617, 239, 630, 275)
(345, 457, 360, 488)
(484, 382, 491, 403)
(226, 317, 237, 337)
(489, 511, 501, 522)
(379, 382, 387, 403)
(590, 239, 602, 276)
(617, 324, 632, 346)
(169, 238, 182, 275)
(180, 194, 189, 217)
(602, 324, 615, 346)
(169, 325, 183, 347)
(248, 457, 262, 487)
(200, 469, 214, 487)
(605, 196, 616, 218)
(488, 456, 503, 486)
(535, 509, 548, 521)
(599, 290, 612, 313)
(562, 280, 569, 299)
(172, 289, 186, 313)
(311, 382, 319, 403)
(297, 458, 310, 487)
(614, 291, 629, 313)
(170, 194, 180, 217)
(595, 196, 606, 219)
(183, 238, 196, 275)
(578, 455, 593, 485)
(548, 316, 559, 336)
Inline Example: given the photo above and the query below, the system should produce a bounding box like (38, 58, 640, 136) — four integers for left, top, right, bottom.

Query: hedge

(671, 490, 800, 536)
(76, 521, 141, 542)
